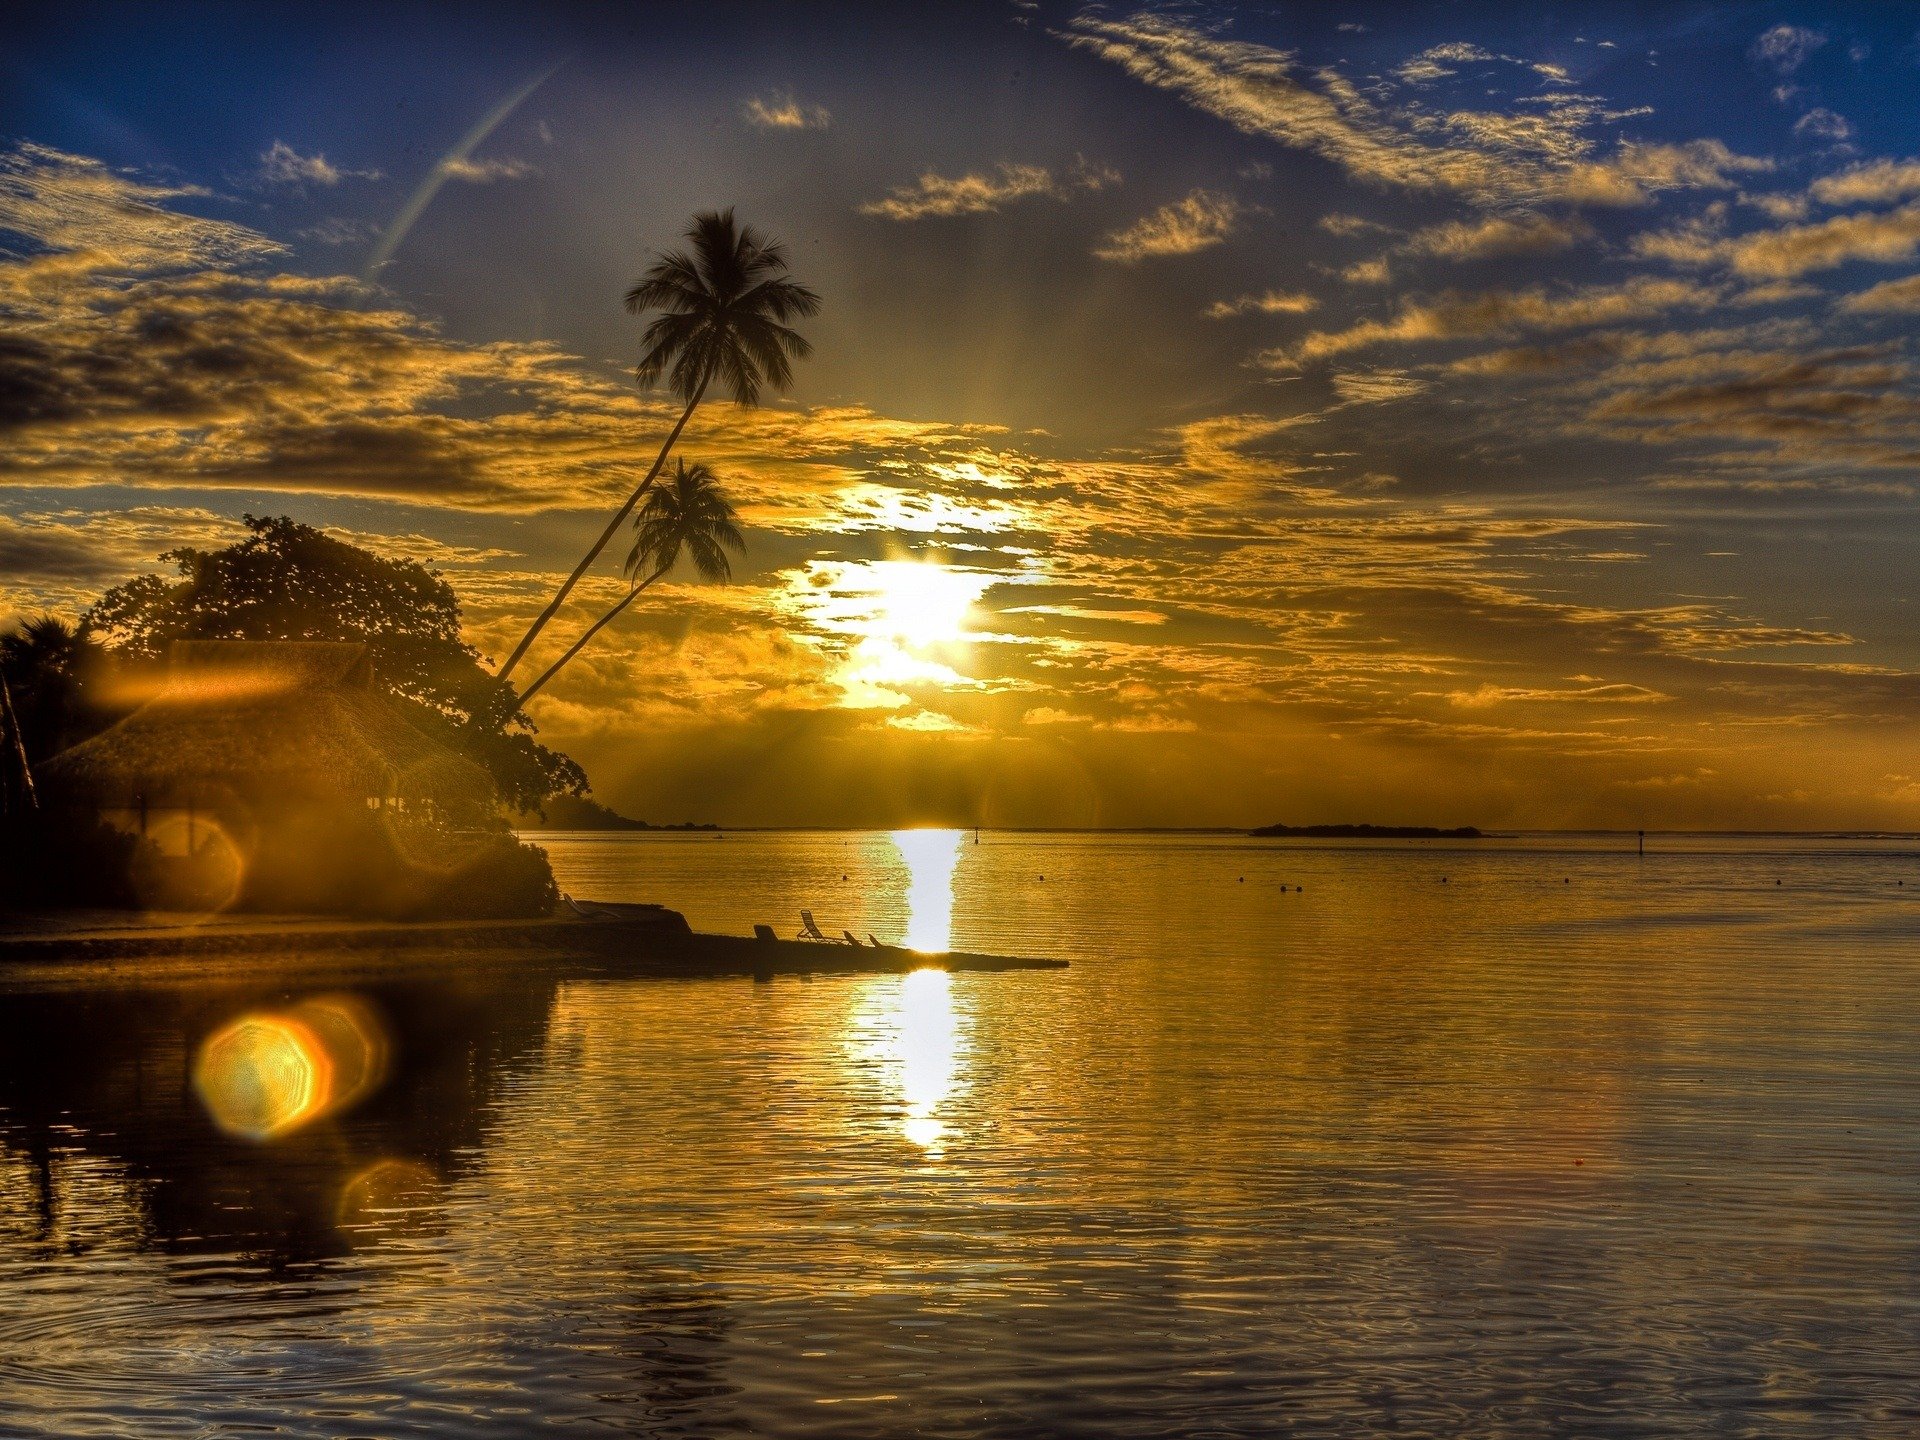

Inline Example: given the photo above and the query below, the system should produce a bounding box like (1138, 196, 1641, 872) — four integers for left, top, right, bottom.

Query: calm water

(4, 831, 1920, 1437)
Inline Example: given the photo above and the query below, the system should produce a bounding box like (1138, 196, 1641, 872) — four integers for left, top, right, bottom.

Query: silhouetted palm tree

(0, 615, 101, 764)
(515, 460, 746, 707)
(497, 209, 817, 684)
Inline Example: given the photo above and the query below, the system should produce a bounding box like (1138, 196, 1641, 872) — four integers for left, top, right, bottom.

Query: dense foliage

(83, 516, 585, 812)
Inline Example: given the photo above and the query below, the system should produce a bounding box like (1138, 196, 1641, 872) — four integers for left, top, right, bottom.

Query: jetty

(0, 904, 1067, 987)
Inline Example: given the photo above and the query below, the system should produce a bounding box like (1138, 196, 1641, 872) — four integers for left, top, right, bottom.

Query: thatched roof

(43, 641, 491, 808)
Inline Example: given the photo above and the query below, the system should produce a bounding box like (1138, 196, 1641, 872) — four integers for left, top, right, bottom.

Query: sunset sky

(5, 2, 1920, 829)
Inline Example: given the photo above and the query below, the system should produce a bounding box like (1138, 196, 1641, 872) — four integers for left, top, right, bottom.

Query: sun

(866, 561, 980, 649)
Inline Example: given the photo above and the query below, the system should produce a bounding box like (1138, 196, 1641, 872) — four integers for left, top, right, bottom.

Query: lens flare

(192, 994, 389, 1142)
(337, 1157, 441, 1237)
(132, 813, 245, 915)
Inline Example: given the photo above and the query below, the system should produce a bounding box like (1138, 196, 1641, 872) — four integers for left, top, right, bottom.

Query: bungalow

(42, 639, 493, 909)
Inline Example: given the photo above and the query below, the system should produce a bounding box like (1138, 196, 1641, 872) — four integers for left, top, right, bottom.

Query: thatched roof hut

(42, 640, 490, 812)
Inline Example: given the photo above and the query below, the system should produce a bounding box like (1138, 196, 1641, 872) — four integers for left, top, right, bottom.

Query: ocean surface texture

(3, 831, 1919, 1437)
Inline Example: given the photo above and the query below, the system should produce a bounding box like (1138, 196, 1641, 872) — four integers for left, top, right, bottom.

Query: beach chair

(868, 932, 883, 948)
(753, 924, 777, 943)
(797, 911, 829, 941)
(842, 929, 861, 946)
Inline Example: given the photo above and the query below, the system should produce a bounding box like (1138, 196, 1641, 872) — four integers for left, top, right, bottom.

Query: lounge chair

(753, 924, 777, 942)
(842, 929, 861, 946)
(798, 910, 829, 941)
(868, 932, 883, 948)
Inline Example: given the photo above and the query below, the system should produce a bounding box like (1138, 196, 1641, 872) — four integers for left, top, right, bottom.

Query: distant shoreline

(1251, 823, 1483, 840)
(518, 825, 1920, 839)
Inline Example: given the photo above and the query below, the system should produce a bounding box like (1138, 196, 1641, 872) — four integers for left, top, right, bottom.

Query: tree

(0, 615, 109, 764)
(86, 516, 584, 812)
(495, 209, 818, 684)
(516, 460, 746, 707)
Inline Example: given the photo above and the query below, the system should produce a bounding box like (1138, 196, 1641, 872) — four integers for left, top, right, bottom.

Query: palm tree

(496, 209, 817, 684)
(515, 460, 746, 707)
(0, 615, 99, 764)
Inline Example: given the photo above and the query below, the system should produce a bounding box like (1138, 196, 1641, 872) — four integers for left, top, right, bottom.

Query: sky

(5, 1, 1920, 830)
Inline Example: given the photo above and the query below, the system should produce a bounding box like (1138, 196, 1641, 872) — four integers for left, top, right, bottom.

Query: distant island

(1250, 823, 1483, 839)
(518, 795, 719, 832)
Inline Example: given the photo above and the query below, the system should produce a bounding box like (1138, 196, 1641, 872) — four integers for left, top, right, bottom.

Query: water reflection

(851, 967, 970, 1153)
(891, 827, 962, 952)
(0, 973, 557, 1265)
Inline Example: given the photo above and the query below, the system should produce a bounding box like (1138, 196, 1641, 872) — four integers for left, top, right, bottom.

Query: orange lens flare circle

(192, 994, 389, 1142)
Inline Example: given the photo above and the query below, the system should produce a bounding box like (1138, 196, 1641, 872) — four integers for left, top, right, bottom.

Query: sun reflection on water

(896, 968, 963, 1150)
(891, 827, 962, 953)
(851, 966, 970, 1154)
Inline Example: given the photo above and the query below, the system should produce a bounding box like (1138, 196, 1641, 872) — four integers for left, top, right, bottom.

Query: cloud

(1320, 212, 1393, 237)
(1094, 188, 1245, 262)
(1401, 213, 1592, 261)
(0, 142, 282, 278)
(9, 142, 1920, 830)
(1727, 202, 1920, 278)
(1811, 159, 1920, 207)
(1061, 12, 1766, 208)
(0, 141, 1019, 512)
(1793, 109, 1853, 145)
(1205, 289, 1319, 318)
(1394, 41, 1570, 87)
(1838, 273, 1920, 313)
(257, 141, 381, 188)
(1281, 276, 1723, 364)
(858, 156, 1118, 220)
(441, 155, 536, 183)
(1751, 24, 1826, 75)
(741, 89, 831, 130)
(1395, 42, 1497, 84)
(298, 217, 378, 246)
(1331, 370, 1430, 404)
(1587, 342, 1920, 467)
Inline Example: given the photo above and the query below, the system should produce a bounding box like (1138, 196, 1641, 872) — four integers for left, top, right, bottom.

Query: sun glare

(796, 559, 997, 707)
(868, 562, 979, 648)
(893, 827, 963, 952)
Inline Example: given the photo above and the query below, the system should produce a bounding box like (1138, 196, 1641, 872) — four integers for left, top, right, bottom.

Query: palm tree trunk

(0, 673, 37, 816)
(514, 566, 667, 707)
(496, 375, 709, 684)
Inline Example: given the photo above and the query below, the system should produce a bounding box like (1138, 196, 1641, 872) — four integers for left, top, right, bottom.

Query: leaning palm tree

(497, 209, 818, 684)
(515, 459, 746, 707)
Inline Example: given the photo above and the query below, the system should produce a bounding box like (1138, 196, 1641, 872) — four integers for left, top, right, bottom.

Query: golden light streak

(892, 827, 962, 953)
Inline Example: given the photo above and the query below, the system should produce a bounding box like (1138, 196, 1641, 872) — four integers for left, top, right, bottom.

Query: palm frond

(624, 209, 819, 407)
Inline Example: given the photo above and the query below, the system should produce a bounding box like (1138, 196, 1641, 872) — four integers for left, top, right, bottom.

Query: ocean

(3, 830, 1920, 1436)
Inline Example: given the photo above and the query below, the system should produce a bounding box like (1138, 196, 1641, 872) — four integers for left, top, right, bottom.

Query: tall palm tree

(515, 460, 746, 707)
(497, 209, 817, 684)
